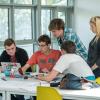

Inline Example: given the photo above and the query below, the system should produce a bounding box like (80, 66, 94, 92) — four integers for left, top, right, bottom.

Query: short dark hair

(38, 34, 51, 45)
(61, 41, 76, 53)
(48, 18, 65, 31)
(4, 38, 15, 47)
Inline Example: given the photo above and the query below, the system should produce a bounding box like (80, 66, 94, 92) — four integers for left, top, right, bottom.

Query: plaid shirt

(57, 28, 88, 61)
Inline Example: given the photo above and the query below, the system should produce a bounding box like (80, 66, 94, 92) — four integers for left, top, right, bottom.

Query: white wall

(74, 0, 100, 50)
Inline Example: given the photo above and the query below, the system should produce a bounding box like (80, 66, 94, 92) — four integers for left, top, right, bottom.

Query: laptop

(1, 62, 21, 71)
(1, 62, 21, 77)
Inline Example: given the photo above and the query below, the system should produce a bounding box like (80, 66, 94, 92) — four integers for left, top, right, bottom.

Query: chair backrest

(95, 77, 100, 84)
(37, 86, 62, 100)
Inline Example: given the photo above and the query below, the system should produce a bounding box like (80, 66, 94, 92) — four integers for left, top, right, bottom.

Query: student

(0, 38, 32, 100)
(0, 38, 32, 72)
(21, 34, 61, 73)
(87, 16, 100, 78)
(18, 34, 61, 100)
(48, 18, 88, 61)
(38, 40, 95, 89)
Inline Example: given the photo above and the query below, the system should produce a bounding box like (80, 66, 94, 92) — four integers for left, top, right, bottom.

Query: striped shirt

(57, 28, 88, 61)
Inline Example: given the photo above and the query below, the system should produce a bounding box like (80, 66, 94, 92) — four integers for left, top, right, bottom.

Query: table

(0, 77, 100, 100)
(57, 88, 100, 100)
(0, 78, 49, 100)
(0, 90, 6, 100)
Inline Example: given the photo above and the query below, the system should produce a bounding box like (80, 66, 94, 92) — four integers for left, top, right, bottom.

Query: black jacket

(87, 36, 100, 77)
(0, 47, 32, 72)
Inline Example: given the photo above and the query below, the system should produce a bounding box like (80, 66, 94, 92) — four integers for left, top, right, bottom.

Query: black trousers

(32, 96, 36, 100)
(11, 94, 24, 100)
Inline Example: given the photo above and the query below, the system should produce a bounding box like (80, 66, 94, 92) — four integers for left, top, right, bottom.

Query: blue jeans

(60, 73, 99, 90)
(60, 73, 82, 90)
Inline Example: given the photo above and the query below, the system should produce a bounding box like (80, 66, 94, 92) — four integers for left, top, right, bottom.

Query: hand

(80, 79, 89, 83)
(0, 68, 2, 73)
(38, 74, 45, 81)
(91, 64, 98, 71)
(18, 68, 23, 75)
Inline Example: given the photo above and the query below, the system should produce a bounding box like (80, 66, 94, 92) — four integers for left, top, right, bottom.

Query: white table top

(0, 75, 100, 100)
(0, 77, 49, 92)
(57, 87, 100, 100)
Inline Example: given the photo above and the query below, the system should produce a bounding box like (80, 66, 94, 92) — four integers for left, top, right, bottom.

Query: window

(14, 0, 32, 4)
(41, 9, 51, 36)
(0, 47, 4, 55)
(14, 9, 32, 40)
(33, 44, 39, 52)
(0, 8, 8, 41)
(58, 11, 65, 22)
(41, 0, 67, 6)
(0, 0, 74, 56)
(18, 44, 33, 57)
(0, 0, 10, 3)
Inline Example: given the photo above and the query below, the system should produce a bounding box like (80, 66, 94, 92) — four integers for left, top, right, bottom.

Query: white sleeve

(53, 55, 70, 73)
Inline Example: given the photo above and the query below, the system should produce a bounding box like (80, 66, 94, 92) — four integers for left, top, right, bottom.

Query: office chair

(37, 86, 62, 100)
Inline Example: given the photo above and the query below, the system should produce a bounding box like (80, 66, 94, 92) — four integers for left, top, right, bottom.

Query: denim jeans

(60, 73, 82, 90)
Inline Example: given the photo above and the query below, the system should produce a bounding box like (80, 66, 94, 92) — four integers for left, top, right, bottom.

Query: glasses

(38, 44, 47, 47)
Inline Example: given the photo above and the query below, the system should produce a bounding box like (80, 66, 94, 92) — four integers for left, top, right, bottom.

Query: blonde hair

(90, 16, 100, 40)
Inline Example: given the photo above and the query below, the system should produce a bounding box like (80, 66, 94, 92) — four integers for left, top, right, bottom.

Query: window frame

(0, 0, 74, 55)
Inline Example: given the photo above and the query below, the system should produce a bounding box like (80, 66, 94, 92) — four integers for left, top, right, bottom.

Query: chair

(95, 77, 100, 84)
(37, 86, 62, 100)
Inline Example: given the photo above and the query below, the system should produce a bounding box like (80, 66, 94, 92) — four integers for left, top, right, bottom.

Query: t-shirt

(53, 54, 94, 78)
(27, 49, 61, 72)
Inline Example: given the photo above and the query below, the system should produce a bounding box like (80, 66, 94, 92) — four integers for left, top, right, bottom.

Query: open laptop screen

(1, 62, 21, 73)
